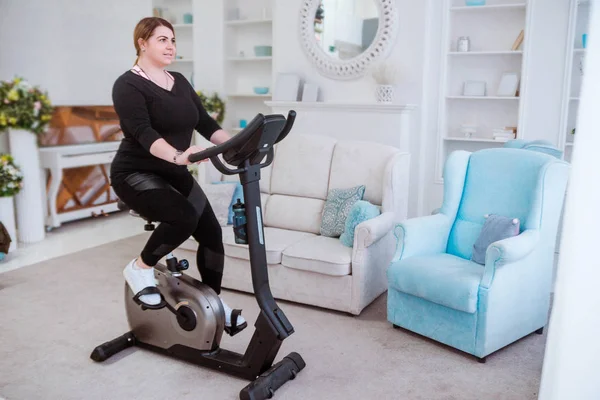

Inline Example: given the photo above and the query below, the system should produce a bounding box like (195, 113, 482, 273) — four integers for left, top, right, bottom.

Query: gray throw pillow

(320, 185, 366, 237)
(471, 214, 520, 265)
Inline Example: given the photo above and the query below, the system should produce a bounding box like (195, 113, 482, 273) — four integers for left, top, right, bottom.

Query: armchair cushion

(471, 214, 520, 265)
(387, 254, 485, 314)
(282, 236, 352, 276)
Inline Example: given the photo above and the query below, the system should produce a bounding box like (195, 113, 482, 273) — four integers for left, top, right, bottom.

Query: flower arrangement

(370, 62, 400, 85)
(0, 77, 53, 136)
(196, 90, 225, 125)
(0, 154, 23, 197)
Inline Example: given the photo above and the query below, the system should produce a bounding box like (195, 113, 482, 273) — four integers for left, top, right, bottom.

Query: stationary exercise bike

(90, 111, 305, 400)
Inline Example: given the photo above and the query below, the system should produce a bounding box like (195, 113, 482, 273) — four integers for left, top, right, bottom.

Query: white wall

(0, 0, 150, 106)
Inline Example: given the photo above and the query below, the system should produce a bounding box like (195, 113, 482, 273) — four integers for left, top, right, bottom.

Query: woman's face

(140, 26, 176, 66)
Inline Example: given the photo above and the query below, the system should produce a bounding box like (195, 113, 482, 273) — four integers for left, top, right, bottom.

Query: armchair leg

(535, 327, 544, 335)
(477, 356, 487, 364)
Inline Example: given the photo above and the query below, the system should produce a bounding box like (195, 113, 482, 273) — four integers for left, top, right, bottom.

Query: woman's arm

(209, 129, 231, 145)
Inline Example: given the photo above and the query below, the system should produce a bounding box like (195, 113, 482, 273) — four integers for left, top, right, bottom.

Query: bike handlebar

(187, 111, 296, 164)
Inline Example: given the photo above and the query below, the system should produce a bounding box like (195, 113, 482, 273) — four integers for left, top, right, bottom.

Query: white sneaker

(221, 298, 247, 328)
(123, 259, 161, 306)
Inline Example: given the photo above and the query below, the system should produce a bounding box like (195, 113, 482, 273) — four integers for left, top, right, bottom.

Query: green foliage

(196, 90, 225, 125)
(0, 77, 54, 135)
(0, 154, 23, 197)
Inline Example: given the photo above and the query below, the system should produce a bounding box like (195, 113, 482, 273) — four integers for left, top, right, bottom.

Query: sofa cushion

(281, 236, 352, 276)
(270, 134, 336, 199)
(264, 194, 325, 234)
(320, 185, 365, 237)
(222, 227, 314, 264)
(328, 140, 400, 206)
(387, 253, 485, 314)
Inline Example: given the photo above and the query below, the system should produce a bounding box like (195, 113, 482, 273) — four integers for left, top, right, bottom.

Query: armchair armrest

(392, 213, 453, 262)
(480, 229, 540, 289)
(354, 211, 396, 249)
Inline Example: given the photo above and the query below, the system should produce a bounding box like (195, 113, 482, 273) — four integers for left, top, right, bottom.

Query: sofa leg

(535, 327, 544, 335)
(393, 324, 400, 329)
(477, 356, 487, 364)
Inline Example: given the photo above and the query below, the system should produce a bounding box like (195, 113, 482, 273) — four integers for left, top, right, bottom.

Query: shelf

(565, 142, 575, 147)
(450, 4, 527, 11)
(172, 24, 193, 29)
(570, 97, 580, 101)
(446, 96, 520, 100)
(227, 56, 272, 62)
(173, 59, 193, 63)
(574, 48, 587, 54)
(448, 50, 523, 56)
(225, 18, 272, 26)
(444, 137, 512, 143)
(265, 101, 418, 113)
(228, 93, 272, 98)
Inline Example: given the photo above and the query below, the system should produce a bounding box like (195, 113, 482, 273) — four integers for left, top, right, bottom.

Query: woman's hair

(133, 17, 175, 64)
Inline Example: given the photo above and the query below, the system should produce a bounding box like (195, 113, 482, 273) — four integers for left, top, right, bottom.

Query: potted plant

(0, 154, 23, 252)
(196, 90, 225, 125)
(0, 76, 53, 243)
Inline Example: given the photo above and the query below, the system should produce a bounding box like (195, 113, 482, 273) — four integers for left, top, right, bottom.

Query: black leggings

(111, 171, 224, 294)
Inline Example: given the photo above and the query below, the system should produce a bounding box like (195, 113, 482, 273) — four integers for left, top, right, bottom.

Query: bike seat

(117, 199, 147, 221)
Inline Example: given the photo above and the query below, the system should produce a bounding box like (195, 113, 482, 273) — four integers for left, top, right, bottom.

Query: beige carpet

(0, 234, 546, 400)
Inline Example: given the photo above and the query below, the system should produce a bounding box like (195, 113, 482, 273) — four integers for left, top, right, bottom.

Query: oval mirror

(300, 0, 398, 80)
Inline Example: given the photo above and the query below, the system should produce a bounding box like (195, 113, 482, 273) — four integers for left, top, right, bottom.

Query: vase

(376, 85, 394, 103)
(0, 195, 17, 252)
(8, 128, 46, 243)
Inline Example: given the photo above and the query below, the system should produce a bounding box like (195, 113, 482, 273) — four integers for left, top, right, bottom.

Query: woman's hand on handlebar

(175, 145, 208, 165)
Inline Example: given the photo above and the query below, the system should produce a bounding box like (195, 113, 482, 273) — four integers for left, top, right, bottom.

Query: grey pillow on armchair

(471, 214, 520, 265)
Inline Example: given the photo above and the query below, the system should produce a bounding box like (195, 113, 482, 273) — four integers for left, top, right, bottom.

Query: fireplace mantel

(265, 101, 417, 152)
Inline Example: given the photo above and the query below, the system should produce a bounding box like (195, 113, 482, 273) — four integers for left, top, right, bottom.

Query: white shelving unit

(434, 0, 532, 182)
(151, 0, 196, 84)
(559, 0, 594, 162)
(222, 0, 273, 134)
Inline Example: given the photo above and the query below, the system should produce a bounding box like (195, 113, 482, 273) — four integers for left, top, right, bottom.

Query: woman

(110, 17, 246, 334)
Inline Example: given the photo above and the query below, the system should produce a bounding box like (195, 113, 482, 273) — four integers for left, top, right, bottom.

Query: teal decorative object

(253, 86, 269, 95)
(183, 13, 193, 24)
(254, 45, 272, 57)
(340, 200, 381, 247)
(465, 0, 486, 5)
(320, 185, 365, 237)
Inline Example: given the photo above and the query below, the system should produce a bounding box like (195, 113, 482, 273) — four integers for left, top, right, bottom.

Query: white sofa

(179, 133, 410, 315)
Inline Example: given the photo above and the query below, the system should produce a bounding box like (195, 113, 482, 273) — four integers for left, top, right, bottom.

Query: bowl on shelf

(254, 45, 272, 57)
(253, 86, 270, 95)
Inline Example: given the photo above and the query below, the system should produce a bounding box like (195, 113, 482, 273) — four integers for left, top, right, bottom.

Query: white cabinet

(223, 0, 274, 134)
(435, 0, 531, 182)
(559, 0, 594, 162)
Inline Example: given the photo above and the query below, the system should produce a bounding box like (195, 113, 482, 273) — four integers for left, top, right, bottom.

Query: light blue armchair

(387, 148, 569, 362)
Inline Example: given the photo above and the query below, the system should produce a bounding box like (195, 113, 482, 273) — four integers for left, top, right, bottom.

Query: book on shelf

(492, 128, 516, 141)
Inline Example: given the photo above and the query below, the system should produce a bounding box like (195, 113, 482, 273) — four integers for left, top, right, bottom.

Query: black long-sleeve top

(109, 70, 221, 182)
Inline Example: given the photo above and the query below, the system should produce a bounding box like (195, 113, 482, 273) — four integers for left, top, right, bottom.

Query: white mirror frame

(299, 0, 399, 80)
